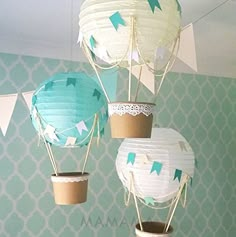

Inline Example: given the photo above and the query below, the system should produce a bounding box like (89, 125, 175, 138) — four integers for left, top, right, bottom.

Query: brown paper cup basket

(108, 102, 155, 138)
(135, 222, 173, 237)
(51, 172, 89, 205)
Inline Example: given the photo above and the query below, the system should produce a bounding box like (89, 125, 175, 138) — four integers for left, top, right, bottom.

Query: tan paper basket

(136, 222, 173, 237)
(108, 102, 155, 138)
(51, 172, 89, 205)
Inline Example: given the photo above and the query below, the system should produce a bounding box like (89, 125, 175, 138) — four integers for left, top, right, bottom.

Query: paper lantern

(79, 0, 181, 67)
(116, 128, 195, 204)
(30, 72, 108, 147)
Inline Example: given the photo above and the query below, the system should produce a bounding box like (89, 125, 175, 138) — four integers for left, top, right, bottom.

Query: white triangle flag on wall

(177, 23, 198, 72)
(0, 94, 18, 136)
(22, 90, 35, 111)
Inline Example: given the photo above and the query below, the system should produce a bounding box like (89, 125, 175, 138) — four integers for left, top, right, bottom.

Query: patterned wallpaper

(0, 52, 235, 237)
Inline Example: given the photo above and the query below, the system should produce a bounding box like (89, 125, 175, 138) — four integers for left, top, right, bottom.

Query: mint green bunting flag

(144, 197, 155, 205)
(100, 128, 104, 136)
(32, 95, 37, 106)
(45, 81, 54, 91)
(147, 0, 162, 13)
(150, 161, 162, 175)
(174, 169, 182, 182)
(90, 49, 96, 61)
(109, 11, 125, 31)
(89, 35, 96, 50)
(91, 68, 118, 101)
(176, 0, 182, 15)
(93, 89, 101, 100)
(127, 152, 136, 165)
(66, 78, 76, 87)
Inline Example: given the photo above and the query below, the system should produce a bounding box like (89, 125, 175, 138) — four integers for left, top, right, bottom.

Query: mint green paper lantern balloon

(30, 72, 108, 147)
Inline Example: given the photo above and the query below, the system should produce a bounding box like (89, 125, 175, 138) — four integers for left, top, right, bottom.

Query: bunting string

(128, 16, 135, 101)
(134, 65, 142, 102)
(191, 0, 231, 26)
(82, 41, 111, 102)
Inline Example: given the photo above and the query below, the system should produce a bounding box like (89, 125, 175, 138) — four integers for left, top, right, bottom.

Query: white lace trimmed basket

(108, 102, 155, 138)
(51, 172, 89, 205)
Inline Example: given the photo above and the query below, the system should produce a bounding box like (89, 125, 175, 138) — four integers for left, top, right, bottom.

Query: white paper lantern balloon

(116, 128, 195, 204)
(79, 0, 181, 67)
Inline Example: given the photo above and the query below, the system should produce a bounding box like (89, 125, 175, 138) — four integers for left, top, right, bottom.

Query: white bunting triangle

(65, 137, 77, 146)
(130, 64, 155, 94)
(0, 93, 18, 136)
(177, 23, 198, 72)
(22, 90, 35, 111)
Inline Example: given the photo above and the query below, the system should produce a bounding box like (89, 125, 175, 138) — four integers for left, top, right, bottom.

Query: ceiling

(0, 0, 235, 78)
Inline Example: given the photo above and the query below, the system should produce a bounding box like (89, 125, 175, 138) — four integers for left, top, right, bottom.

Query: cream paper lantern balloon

(116, 128, 195, 204)
(79, 0, 181, 67)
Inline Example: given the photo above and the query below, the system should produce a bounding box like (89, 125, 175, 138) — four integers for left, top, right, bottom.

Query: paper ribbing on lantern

(130, 64, 155, 94)
(0, 93, 18, 136)
(22, 90, 35, 110)
(176, 23, 197, 72)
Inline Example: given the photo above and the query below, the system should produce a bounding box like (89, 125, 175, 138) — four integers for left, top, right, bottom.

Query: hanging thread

(82, 41, 111, 102)
(82, 113, 98, 174)
(128, 16, 135, 101)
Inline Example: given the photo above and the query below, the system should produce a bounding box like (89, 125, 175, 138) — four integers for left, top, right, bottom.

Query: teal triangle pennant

(46, 141, 52, 146)
(147, 0, 162, 13)
(90, 35, 96, 50)
(127, 152, 136, 165)
(90, 49, 96, 61)
(190, 177, 193, 187)
(100, 128, 104, 136)
(44, 81, 54, 91)
(32, 95, 37, 106)
(109, 11, 125, 31)
(66, 78, 76, 87)
(176, 0, 182, 15)
(174, 169, 182, 182)
(150, 161, 162, 175)
(93, 89, 101, 100)
(144, 197, 155, 205)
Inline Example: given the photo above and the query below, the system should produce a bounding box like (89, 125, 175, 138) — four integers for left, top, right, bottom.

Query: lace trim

(51, 175, 89, 183)
(108, 103, 155, 116)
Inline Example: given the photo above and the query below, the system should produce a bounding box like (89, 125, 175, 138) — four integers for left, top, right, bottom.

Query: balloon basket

(51, 172, 89, 205)
(108, 102, 155, 138)
(136, 222, 173, 237)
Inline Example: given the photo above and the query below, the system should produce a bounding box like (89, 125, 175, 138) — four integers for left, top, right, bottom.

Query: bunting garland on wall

(0, 93, 18, 136)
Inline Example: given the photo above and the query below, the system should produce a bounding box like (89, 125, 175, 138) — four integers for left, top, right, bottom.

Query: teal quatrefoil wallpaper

(0, 52, 235, 237)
